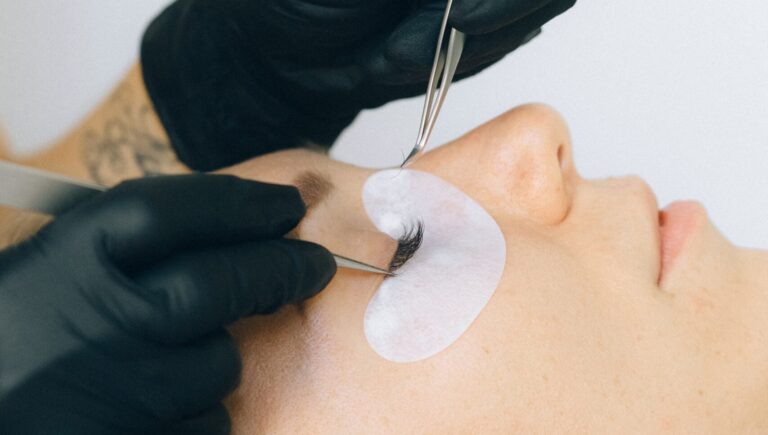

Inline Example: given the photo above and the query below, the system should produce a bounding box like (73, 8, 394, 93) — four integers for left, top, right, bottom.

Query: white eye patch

(362, 169, 506, 363)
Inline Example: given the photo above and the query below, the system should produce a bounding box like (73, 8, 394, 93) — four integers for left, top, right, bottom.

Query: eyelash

(388, 220, 425, 273)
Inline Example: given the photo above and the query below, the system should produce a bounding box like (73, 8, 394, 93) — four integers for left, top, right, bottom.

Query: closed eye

(388, 220, 424, 273)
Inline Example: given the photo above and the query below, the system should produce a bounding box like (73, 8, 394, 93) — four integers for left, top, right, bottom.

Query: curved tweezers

(401, 0, 466, 167)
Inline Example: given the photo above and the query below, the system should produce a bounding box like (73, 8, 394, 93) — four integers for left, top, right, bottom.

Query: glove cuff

(141, 1, 357, 171)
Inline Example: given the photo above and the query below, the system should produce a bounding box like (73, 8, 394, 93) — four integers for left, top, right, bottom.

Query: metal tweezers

(401, 0, 466, 167)
(0, 160, 393, 276)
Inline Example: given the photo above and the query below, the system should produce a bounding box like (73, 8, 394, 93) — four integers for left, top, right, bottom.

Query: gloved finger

(171, 403, 231, 435)
(54, 174, 305, 272)
(457, 26, 542, 74)
(365, 24, 530, 87)
(451, 0, 576, 35)
(358, 79, 429, 108)
(371, 5, 445, 76)
(119, 332, 241, 420)
(128, 239, 335, 343)
(453, 53, 511, 81)
(458, 0, 573, 68)
(361, 52, 505, 107)
(450, 0, 550, 35)
(371, 0, 572, 81)
(372, 0, 535, 73)
(384, 27, 539, 83)
(256, 0, 413, 52)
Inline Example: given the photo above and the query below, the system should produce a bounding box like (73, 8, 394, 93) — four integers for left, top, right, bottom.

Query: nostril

(557, 144, 566, 170)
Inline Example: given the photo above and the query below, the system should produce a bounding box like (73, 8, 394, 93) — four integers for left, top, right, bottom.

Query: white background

(1, 1, 766, 248)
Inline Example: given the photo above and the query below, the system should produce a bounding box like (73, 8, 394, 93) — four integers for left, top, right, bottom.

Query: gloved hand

(0, 174, 335, 435)
(141, 0, 577, 171)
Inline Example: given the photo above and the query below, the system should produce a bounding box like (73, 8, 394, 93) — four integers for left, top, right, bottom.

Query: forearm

(0, 64, 190, 249)
(18, 63, 189, 185)
(0, 208, 49, 250)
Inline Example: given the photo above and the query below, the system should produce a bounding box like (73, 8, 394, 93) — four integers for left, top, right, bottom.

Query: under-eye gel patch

(362, 169, 506, 363)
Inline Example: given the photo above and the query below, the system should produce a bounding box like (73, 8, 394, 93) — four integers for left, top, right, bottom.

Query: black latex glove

(0, 174, 335, 435)
(141, 0, 577, 171)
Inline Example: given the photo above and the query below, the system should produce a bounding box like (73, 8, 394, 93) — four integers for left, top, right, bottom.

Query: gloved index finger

(59, 174, 306, 271)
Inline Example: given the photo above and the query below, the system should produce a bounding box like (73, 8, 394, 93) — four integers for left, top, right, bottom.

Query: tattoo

(81, 82, 180, 186)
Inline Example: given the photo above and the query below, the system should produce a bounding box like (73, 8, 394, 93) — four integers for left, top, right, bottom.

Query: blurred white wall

(1, 0, 767, 248)
(0, 0, 170, 148)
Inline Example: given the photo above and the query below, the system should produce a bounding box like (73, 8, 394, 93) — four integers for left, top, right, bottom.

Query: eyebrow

(293, 170, 335, 210)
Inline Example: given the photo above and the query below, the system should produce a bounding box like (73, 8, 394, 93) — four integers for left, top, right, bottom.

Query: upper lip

(645, 185, 663, 283)
(627, 177, 664, 282)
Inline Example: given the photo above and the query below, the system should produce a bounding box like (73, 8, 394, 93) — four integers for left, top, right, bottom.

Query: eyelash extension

(388, 220, 424, 273)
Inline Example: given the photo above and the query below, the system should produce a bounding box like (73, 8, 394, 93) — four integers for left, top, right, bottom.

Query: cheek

(300, 269, 379, 354)
(490, 232, 592, 346)
(473, 236, 664, 414)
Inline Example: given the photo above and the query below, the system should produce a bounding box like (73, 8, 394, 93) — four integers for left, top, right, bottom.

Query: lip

(657, 200, 705, 283)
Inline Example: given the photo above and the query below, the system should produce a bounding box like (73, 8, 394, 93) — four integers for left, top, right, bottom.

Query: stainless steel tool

(401, 0, 466, 167)
(0, 160, 392, 276)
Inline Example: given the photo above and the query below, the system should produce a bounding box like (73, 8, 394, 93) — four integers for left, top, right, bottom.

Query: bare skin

(0, 124, 9, 158)
(3, 65, 767, 433)
(219, 106, 768, 434)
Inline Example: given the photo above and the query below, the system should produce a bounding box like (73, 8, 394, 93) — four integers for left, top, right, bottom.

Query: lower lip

(658, 201, 704, 281)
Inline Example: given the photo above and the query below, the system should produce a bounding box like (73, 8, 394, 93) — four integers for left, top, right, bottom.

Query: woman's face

(221, 104, 768, 434)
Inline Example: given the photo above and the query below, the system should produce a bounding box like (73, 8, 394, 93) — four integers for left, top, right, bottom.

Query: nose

(415, 104, 577, 225)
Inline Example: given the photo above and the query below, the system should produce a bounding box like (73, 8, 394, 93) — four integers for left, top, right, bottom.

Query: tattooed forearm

(15, 64, 187, 185)
(80, 73, 185, 186)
